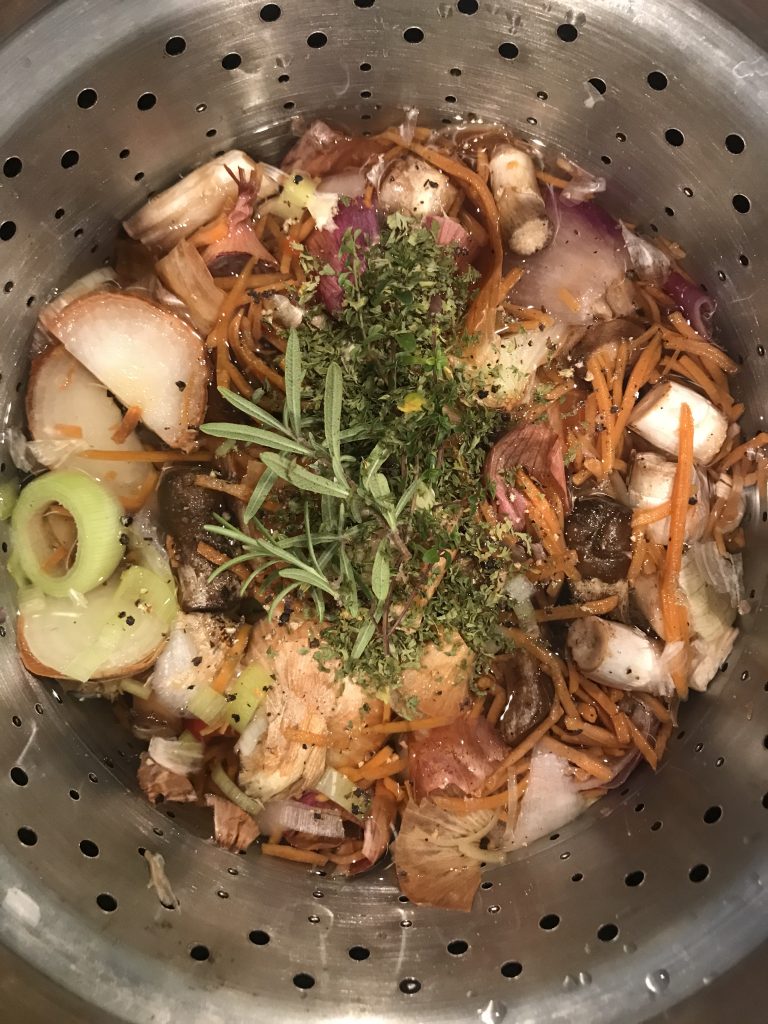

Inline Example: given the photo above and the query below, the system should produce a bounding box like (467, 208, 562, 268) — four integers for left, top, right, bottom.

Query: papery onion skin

(485, 422, 570, 528)
(664, 271, 715, 338)
(305, 199, 380, 313)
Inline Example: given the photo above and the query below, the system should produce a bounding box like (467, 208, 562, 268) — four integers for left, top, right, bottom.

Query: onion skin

(664, 271, 715, 338)
(485, 422, 570, 528)
(305, 199, 379, 313)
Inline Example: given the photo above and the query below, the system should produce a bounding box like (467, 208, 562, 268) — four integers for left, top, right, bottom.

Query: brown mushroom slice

(564, 495, 632, 583)
(496, 650, 555, 747)
(50, 292, 208, 452)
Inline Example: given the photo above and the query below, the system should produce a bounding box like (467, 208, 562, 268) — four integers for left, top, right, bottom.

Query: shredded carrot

(206, 255, 258, 352)
(632, 500, 673, 528)
(53, 423, 83, 439)
(482, 702, 564, 794)
(210, 623, 251, 693)
(626, 717, 658, 769)
(533, 594, 619, 621)
(41, 544, 70, 572)
(433, 790, 509, 815)
(538, 736, 614, 781)
(588, 356, 614, 477)
(641, 695, 672, 724)
(662, 326, 738, 373)
(193, 474, 253, 502)
(382, 777, 404, 801)
(355, 756, 406, 781)
(379, 131, 503, 339)
(496, 266, 524, 303)
(475, 147, 490, 184)
(281, 728, 334, 747)
(296, 215, 316, 242)
(188, 214, 228, 248)
(363, 182, 375, 208)
(469, 693, 487, 719)
(627, 532, 647, 583)
(535, 169, 573, 189)
(196, 541, 249, 581)
(718, 431, 768, 471)
(612, 336, 662, 443)
(214, 273, 294, 291)
(348, 745, 393, 776)
(363, 715, 457, 735)
(576, 701, 598, 724)
(757, 454, 768, 518)
(486, 688, 507, 726)
(612, 341, 629, 406)
(660, 403, 694, 697)
(261, 844, 328, 866)
(558, 287, 581, 314)
(563, 716, 628, 748)
(80, 448, 212, 463)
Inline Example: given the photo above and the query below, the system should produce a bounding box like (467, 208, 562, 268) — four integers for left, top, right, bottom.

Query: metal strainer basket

(0, 1, 766, 1021)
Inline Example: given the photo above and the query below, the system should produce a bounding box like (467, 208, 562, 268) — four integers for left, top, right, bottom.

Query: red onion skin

(306, 198, 379, 313)
(203, 167, 275, 271)
(407, 716, 508, 801)
(485, 423, 570, 527)
(664, 271, 715, 338)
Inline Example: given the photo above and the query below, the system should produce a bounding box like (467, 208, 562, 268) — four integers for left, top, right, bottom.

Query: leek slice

(187, 686, 228, 726)
(11, 470, 124, 597)
(225, 663, 270, 734)
(315, 766, 368, 816)
(263, 174, 319, 221)
(211, 761, 263, 818)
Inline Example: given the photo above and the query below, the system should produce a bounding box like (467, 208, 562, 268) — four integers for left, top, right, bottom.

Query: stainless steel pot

(0, 2, 766, 1021)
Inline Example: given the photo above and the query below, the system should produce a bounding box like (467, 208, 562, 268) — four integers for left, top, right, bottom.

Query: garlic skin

(567, 616, 673, 696)
(628, 451, 709, 544)
(629, 380, 728, 465)
(489, 145, 552, 256)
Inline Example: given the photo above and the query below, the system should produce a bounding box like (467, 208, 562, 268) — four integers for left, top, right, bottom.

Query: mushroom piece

(628, 380, 728, 465)
(564, 495, 632, 583)
(627, 451, 709, 545)
(157, 467, 241, 613)
(378, 156, 459, 218)
(497, 650, 555, 747)
(567, 616, 673, 696)
(489, 144, 552, 256)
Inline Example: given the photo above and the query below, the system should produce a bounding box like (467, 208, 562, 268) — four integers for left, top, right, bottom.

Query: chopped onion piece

(156, 239, 223, 334)
(50, 292, 208, 452)
(629, 380, 728, 466)
(258, 799, 345, 838)
(512, 748, 586, 847)
(187, 685, 228, 727)
(148, 733, 205, 776)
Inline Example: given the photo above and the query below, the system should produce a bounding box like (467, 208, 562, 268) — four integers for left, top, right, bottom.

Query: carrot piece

(80, 449, 211, 463)
(718, 431, 768, 471)
(432, 789, 510, 815)
(210, 623, 251, 693)
(362, 715, 458, 736)
(53, 423, 84, 439)
(538, 736, 614, 781)
(261, 844, 329, 866)
(533, 595, 620, 622)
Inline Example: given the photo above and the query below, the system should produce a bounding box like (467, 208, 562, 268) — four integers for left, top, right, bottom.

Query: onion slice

(511, 747, 586, 847)
(50, 292, 208, 451)
(258, 799, 345, 839)
(26, 345, 154, 510)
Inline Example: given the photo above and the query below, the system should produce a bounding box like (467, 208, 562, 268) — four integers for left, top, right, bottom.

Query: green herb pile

(202, 213, 529, 697)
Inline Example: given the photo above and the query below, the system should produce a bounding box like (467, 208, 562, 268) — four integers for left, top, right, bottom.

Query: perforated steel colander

(0, 1, 766, 1021)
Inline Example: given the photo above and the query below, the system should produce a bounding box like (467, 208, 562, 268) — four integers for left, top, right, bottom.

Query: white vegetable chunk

(629, 380, 727, 465)
(511, 748, 586, 848)
(679, 546, 739, 692)
(490, 145, 552, 256)
(123, 150, 279, 253)
(567, 616, 673, 696)
(462, 324, 563, 409)
(149, 612, 240, 717)
(378, 156, 458, 218)
(627, 451, 709, 545)
(51, 292, 208, 452)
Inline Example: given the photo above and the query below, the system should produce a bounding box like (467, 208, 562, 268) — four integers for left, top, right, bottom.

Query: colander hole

(260, 4, 281, 20)
(651, 820, 662, 831)
(703, 805, 722, 823)
(283, 102, 295, 111)
(293, 972, 315, 989)
(740, 254, 750, 266)
(537, 90, 548, 100)
(597, 923, 619, 942)
(165, 36, 186, 55)
(79, 839, 99, 858)
(616, 131, 626, 142)
(249, 930, 270, 945)
(447, 940, 469, 955)
(481, 880, 493, 889)
(69, 789, 79, 800)
(556, 24, 578, 42)
(665, 207, 674, 217)
(360, 62, 371, 71)
(634, 802, 645, 813)
(11, 716, 22, 728)
(2, 156, 21, 177)
(403, 27, 424, 44)
(715, 756, 725, 766)
(664, 128, 684, 147)
(360, 90, 372, 98)
(762, 792, 768, 809)
(77, 88, 97, 109)
(399, 978, 421, 994)
(647, 70, 668, 90)
(306, 32, 327, 49)
(307, 914, 320, 923)
(398, 894, 409, 903)
(625, 870, 645, 887)
(498, 43, 519, 60)
(278, 74, 290, 84)
(457, 0, 478, 12)
(349, 945, 370, 960)
(137, 93, 156, 111)
(119, 149, 130, 159)
(17, 827, 37, 846)
(539, 913, 560, 930)
(354, 0, 375, 6)
(733, 194, 750, 213)
(34, 703, 43, 715)
(73, 227, 84, 238)
(3, 281, 12, 293)
(601, 155, 612, 164)
(501, 961, 523, 978)
(450, 67, 462, 76)
(527, 116, 538, 125)
(689, 863, 709, 883)
(221, 53, 242, 69)
(0, 221, 16, 241)
(683, 186, 694, 196)
(206, 128, 217, 137)
(189, 944, 210, 961)
(10, 766, 27, 785)
(61, 150, 79, 169)
(88, 772, 98, 783)
(216, 889, 228, 898)
(445, 95, 457, 103)
(96, 893, 117, 912)
(571, 872, 584, 882)
(588, 77, 606, 94)
(725, 133, 745, 154)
